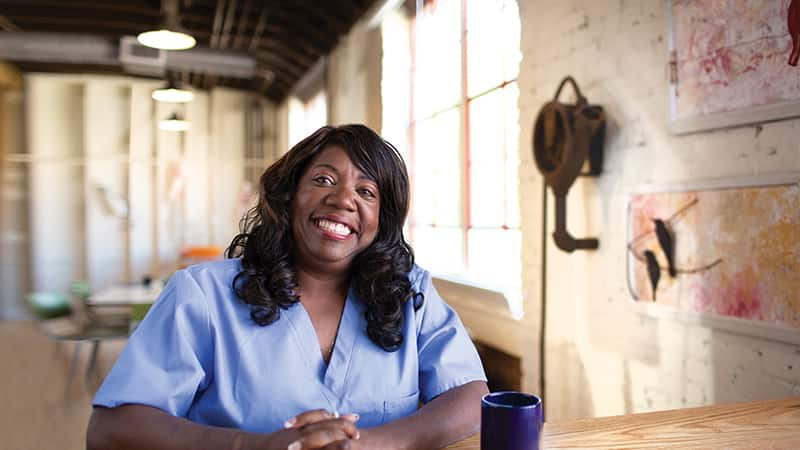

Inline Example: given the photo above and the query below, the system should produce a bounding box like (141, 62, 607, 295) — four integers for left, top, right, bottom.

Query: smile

(314, 218, 354, 238)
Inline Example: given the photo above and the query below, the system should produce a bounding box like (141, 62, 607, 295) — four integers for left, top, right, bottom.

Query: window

(288, 89, 327, 148)
(382, 0, 522, 313)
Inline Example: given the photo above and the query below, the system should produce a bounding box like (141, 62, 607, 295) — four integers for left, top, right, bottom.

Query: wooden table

(446, 397, 800, 449)
(87, 284, 162, 307)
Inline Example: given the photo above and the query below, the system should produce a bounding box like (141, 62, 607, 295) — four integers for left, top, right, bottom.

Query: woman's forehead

(307, 145, 376, 181)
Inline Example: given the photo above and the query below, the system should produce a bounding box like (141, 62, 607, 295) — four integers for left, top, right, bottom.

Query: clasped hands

(271, 409, 363, 449)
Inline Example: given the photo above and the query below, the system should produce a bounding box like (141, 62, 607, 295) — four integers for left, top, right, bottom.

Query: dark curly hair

(227, 124, 416, 351)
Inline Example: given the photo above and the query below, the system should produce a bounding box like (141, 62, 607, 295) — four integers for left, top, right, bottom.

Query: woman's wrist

(357, 425, 415, 450)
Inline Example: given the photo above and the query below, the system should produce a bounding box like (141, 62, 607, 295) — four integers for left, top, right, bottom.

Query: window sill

(432, 274, 528, 358)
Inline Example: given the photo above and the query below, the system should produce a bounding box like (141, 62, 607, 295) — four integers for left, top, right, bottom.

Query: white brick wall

(518, 0, 800, 420)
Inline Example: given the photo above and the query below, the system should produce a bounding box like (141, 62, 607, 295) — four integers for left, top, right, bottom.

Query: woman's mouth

(314, 218, 354, 238)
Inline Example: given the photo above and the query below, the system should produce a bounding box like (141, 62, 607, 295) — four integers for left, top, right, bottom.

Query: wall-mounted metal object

(533, 76, 605, 252)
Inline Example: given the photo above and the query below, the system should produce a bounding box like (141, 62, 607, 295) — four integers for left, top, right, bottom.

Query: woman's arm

(87, 404, 359, 450)
(358, 380, 488, 450)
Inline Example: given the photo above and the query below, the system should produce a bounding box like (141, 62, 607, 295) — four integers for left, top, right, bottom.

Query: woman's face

(290, 145, 380, 275)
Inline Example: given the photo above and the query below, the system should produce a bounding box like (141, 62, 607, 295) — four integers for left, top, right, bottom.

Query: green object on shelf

(26, 292, 72, 319)
(131, 302, 153, 322)
(129, 302, 154, 333)
(70, 280, 91, 301)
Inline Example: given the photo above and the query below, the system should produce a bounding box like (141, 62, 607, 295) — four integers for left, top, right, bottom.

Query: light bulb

(137, 29, 196, 51)
(152, 87, 194, 103)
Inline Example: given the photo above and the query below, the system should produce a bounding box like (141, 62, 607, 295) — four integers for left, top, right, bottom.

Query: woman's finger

(285, 410, 359, 429)
(285, 409, 337, 429)
(304, 418, 360, 440)
(291, 427, 348, 449)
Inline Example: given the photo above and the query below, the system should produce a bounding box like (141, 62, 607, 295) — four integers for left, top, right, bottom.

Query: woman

(87, 124, 488, 449)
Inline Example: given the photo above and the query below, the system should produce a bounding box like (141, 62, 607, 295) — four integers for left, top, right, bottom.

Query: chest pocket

(346, 391, 419, 428)
(382, 391, 420, 424)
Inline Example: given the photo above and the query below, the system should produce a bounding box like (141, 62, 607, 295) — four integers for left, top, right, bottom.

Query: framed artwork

(627, 175, 800, 344)
(667, 0, 800, 135)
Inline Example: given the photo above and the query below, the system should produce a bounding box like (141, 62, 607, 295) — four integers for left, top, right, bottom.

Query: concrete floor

(0, 321, 125, 450)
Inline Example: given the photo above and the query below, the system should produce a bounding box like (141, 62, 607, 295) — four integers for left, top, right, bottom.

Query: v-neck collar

(285, 287, 361, 399)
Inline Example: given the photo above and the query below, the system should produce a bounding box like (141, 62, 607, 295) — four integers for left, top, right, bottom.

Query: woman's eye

(313, 176, 334, 185)
(359, 188, 376, 198)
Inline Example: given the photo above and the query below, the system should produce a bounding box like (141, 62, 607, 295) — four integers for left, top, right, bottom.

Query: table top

(446, 396, 800, 449)
(87, 284, 162, 307)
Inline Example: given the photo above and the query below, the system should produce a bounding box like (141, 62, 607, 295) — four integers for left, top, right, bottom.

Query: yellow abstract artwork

(628, 182, 800, 329)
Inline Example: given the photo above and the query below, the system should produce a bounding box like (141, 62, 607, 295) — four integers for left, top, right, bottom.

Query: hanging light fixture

(152, 80, 194, 103)
(159, 112, 191, 132)
(137, 0, 196, 51)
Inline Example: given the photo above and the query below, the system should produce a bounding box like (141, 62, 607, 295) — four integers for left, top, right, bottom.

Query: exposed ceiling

(0, 0, 379, 101)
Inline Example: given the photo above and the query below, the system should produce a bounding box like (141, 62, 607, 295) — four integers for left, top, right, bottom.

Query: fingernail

(283, 417, 296, 428)
(355, 431, 361, 440)
(343, 413, 359, 422)
(332, 411, 340, 418)
(287, 441, 301, 450)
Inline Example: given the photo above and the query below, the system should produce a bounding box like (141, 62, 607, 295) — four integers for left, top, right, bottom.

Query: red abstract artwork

(670, 0, 800, 128)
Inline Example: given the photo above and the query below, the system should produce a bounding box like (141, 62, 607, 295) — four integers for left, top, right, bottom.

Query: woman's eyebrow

(312, 163, 375, 182)
(311, 163, 339, 172)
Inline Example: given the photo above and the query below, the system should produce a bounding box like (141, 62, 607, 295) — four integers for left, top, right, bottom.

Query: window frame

(407, 0, 520, 282)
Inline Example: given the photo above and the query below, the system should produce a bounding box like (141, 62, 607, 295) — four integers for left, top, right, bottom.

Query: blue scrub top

(93, 259, 486, 432)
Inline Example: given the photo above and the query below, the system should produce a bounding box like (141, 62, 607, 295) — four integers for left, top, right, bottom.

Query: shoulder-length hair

(227, 124, 415, 351)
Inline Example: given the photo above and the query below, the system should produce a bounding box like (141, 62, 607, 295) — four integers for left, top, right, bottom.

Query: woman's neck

(294, 266, 349, 302)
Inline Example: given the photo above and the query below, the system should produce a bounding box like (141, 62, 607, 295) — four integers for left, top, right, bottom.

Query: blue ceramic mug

(481, 391, 544, 450)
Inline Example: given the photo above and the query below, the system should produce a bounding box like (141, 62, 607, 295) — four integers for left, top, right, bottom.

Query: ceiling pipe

(209, 0, 226, 48)
(0, 32, 256, 78)
(232, 0, 253, 49)
(219, 0, 239, 49)
(249, 7, 271, 51)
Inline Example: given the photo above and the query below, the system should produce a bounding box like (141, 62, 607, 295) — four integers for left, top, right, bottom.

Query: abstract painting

(627, 181, 800, 329)
(669, 0, 800, 133)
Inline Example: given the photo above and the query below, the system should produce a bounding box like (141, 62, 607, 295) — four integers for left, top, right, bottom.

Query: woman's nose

(325, 184, 356, 211)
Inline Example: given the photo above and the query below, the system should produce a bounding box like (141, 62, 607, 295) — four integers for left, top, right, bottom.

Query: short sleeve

(93, 270, 214, 416)
(415, 269, 487, 404)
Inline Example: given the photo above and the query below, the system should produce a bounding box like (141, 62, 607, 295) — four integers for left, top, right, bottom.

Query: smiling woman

(86, 124, 488, 450)
(229, 125, 414, 352)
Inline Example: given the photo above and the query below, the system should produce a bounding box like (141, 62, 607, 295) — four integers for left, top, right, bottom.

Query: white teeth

(315, 219, 352, 236)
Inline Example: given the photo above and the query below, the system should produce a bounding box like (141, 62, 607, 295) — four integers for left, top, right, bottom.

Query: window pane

(412, 109, 461, 227)
(305, 91, 327, 132)
(382, 8, 412, 163)
(414, 0, 462, 119)
(288, 91, 327, 148)
(466, 0, 520, 97)
(467, 228, 521, 290)
(469, 89, 505, 227)
(466, 0, 504, 97)
(413, 225, 464, 275)
(504, 82, 520, 228)
(500, 0, 522, 82)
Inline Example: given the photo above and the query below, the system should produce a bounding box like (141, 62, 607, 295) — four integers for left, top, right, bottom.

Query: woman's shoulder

(166, 258, 250, 324)
(182, 258, 243, 283)
(407, 264, 431, 290)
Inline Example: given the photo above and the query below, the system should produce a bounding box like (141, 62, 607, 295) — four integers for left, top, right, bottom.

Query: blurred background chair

(26, 289, 130, 396)
(179, 245, 223, 268)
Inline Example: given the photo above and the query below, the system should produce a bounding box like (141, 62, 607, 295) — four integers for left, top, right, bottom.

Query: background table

(447, 397, 800, 449)
(87, 284, 162, 307)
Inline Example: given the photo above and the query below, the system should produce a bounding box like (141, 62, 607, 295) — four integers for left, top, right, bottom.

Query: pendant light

(159, 112, 191, 132)
(152, 80, 194, 103)
(137, 0, 196, 51)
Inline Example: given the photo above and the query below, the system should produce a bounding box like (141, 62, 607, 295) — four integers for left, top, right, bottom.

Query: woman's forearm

(360, 380, 489, 450)
(86, 404, 270, 450)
